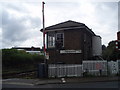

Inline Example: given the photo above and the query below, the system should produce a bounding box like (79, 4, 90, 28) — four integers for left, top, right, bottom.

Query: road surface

(2, 81, 119, 88)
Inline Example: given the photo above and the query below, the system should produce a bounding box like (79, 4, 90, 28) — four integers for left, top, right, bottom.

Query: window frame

(56, 33, 64, 47)
(48, 33, 55, 48)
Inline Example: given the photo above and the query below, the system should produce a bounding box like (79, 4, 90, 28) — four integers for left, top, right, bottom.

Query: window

(48, 33, 64, 48)
(48, 33, 55, 47)
(56, 33, 64, 47)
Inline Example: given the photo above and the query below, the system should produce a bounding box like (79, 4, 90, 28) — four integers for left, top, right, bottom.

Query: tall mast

(42, 2, 46, 63)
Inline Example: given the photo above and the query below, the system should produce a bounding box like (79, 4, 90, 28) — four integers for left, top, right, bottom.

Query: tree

(102, 41, 120, 60)
(102, 45, 107, 51)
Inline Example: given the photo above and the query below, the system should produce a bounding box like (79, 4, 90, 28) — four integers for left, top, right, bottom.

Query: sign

(96, 63, 102, 70)
(60, 50, 82, 54)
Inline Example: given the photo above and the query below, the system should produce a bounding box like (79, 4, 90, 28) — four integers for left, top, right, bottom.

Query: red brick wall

(46, 28, 93, 64)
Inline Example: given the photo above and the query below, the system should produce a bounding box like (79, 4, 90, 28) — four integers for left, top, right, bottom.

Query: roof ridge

(67, 20, 84, 24)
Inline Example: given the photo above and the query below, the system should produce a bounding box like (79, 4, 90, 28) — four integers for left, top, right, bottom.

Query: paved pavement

(2, 76, 119, 86)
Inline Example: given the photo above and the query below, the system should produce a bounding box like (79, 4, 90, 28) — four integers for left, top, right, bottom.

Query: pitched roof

(40, 20, 95, 35)
(41, 20, 83, 31)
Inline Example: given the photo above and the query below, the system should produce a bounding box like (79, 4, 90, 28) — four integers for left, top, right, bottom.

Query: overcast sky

(0, 0, 119, 49)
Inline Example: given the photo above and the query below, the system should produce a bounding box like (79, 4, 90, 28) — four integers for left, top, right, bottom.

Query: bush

(2, 49, 44, 71)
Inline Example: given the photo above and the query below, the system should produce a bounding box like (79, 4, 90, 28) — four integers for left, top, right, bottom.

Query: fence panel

(48, 64, 83, 78)
(82, 60, 108, 76)
(48, 60, 108, 77)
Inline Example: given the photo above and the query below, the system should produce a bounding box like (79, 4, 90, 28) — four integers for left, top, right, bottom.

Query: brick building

(41, 20, 102, 64)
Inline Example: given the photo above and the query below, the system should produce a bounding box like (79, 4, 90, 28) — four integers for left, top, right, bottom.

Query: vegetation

(102, 41, 120, 60)
(2, 49, 44, 75)
(2, 40, 120, 78)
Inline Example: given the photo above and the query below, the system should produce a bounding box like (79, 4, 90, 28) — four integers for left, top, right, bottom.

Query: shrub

(2, 49, 44, 70)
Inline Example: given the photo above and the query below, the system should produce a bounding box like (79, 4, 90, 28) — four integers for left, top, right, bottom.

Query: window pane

(48, 34, 55, 47)
(56, 33, 64, 48)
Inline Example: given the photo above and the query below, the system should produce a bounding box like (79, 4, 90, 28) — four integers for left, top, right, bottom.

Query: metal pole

(42, 1, 47, 78)
(42, 2, 46, 60)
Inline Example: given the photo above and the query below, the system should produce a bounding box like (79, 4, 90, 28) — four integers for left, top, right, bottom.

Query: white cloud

(1, 2, 42, 49)
(43, 2, 118, 46)
(0, 28, 2, 49)
(1, 1, 118, 49)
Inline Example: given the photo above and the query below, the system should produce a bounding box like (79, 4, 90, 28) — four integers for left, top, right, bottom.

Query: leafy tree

(102, 41, 120, 60)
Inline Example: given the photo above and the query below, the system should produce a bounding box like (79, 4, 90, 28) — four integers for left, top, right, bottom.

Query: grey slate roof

(41, 20, 84, 31)
(40, 20, 95, 35)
